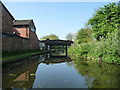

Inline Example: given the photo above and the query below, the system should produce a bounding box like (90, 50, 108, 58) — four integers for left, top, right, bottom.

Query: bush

(101, 32, 119, 64)
(68, 32, 120, 64)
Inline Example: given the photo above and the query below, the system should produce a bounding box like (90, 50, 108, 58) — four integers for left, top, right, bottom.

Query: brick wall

(0, 3, 2, 55)
(28, 20, 39, 50)
(2, 3, 14, 34)
(0, 3, 2, 33)
(13, 25, 39, 50)
(1, 2, 40, 52)
(29, 30, 39, 50)
(2, 33, 29, 52)
(29, 20, 36, 32)
(14, 26, 29, 38)
(2, 33, 40, 52)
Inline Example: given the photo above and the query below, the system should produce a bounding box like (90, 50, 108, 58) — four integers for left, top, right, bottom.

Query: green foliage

(75, 28, 93, 44)
(68, 2, 120, 64)
(69, 32, 120, 64)
(102, 32, 119, 64)
(2, 49, 40, 57)
(2, 50, 46, 65)
(40, 34, 59, 40)
(88, 3, 119, 40)
(74, 59, 120, 88)
(66, 33, 74, 41)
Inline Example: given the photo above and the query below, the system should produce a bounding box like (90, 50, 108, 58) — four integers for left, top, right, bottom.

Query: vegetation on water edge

(68, 2, 120, 64)
(73, 58, 120, 88)
(2, 50, 48, 64)
(69, 32, 120, 64)
(2, 49, 41, 57)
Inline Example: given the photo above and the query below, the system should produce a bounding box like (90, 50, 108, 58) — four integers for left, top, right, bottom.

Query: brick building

(0, 1, 15, 34)
(13, 20, 39, 50)
(0, 1, 40, 52)
(13, 20, 36, 39)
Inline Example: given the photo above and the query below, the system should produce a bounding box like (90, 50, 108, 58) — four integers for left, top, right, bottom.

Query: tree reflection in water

(73, 58, 120, 88)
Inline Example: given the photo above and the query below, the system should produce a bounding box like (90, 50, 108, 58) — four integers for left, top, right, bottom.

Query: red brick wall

(13, 25, 39, 50)
(0, 3, 2, 53)
(1, 3, 40, 52)
(29, 30, 39, 50)
(2, 3, 14, 34)
(2, 34, 29, 52)
(0, 3, 2, 33)
(2, 33, 39, 52)
(13, 26, 29, 38)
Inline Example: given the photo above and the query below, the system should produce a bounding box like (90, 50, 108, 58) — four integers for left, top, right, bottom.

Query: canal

(2, 54, 120, 88)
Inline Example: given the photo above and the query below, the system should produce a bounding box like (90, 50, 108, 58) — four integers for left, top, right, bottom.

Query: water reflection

(2, 54, 72, 88)
(73, 59, 120, 88)
(2, 57, 39, 88)
(38, 53, 72, 64)
(2, 54, 120, 88)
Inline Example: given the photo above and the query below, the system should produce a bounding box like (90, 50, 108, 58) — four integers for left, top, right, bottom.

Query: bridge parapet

(39, 39, 74, 57)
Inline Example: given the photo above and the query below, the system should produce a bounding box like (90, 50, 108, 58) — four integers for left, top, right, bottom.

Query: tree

(75, 28, 93, 44)
(87, 3, 119, 40)
(66, 33, 74, 41)
(40, 34, 59, 40)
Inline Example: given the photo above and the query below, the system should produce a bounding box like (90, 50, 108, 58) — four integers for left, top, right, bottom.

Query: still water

(2, 54, 120, 88)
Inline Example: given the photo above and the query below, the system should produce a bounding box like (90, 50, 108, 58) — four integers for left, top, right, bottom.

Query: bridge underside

(40, 39, 74, 57)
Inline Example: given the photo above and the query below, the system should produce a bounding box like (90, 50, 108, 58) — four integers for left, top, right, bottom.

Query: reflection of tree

(73, 59, 120, 88)
(85, 76, 94, 88)
(66, 61, 74, 67)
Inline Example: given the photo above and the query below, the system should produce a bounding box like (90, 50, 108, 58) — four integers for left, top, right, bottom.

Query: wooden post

(46, 45, 48, 50)
(50, 45, 52, 57)
(50, 45, 51, 50)
(65, 45, 68, 57)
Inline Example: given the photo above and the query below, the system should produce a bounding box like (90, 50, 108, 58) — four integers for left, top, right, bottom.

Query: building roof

(13, 19, 36, 29)
(13, 20, 33, 26)
(0, 1, 15, 20)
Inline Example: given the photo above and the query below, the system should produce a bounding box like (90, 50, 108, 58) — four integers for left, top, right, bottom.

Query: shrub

(68, 32, 120, 64)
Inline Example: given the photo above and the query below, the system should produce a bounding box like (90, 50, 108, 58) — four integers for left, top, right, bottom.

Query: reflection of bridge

(40, 39, 74, 57)
(42, 56, 72, 65)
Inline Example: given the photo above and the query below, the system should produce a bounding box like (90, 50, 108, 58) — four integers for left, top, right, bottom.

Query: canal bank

(2, 50, 53, 65)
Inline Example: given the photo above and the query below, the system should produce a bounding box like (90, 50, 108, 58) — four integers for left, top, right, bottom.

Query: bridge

(40, 39, 74, 57)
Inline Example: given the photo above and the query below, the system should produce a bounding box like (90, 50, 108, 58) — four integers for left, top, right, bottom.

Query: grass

(1, 50, 49, 65)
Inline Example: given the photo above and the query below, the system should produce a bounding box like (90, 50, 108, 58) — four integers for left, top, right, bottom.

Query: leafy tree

(87, 3, 119, 40)
(75, 28, 93, 44)
(66, 33, 74, 41)
(40, 34, 59, 40)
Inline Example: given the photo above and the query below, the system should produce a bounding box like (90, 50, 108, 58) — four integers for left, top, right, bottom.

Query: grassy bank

(1, 50, 49, 65)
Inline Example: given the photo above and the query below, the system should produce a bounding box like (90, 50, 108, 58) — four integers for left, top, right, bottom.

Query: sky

(3, 2, 117, 39)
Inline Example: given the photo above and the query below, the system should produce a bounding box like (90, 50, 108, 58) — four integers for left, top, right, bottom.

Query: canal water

(2, 54, 120, 88)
